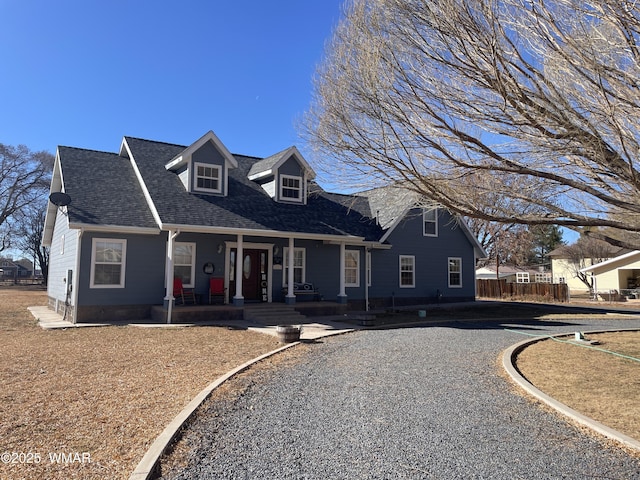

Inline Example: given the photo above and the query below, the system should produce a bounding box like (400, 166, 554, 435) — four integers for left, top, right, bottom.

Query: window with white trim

(283, 247, 305, 285)
(345, 250, 360, 287)
(423, 208, 438, 236)
(535, 272, 552, 283)
(194, 162, 222, 193)
(280, 174, 302, 202)
(516, 272, 530, 283)
(174, 242, 196, 287)
(399, 255, 415, 288)
(90, 238, 127, 288)
(448, 257, 462, 288)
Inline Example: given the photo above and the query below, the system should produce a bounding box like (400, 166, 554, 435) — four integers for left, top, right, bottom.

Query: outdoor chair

(173, 277, 197, 305)
(209, 277, 227, 304)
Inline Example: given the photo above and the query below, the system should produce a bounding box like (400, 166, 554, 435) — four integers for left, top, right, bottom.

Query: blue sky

(0, 0, 577, 246)
(0, 0, 344, 158)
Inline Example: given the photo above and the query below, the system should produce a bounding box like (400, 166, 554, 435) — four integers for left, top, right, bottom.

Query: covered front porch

(152, 299, 350, 325)
(162, 228, 381, 324)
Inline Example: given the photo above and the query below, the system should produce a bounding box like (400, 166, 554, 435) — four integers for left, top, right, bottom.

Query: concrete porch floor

(28, 304, 358, 341)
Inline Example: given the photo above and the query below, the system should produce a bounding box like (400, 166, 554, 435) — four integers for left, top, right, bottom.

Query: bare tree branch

(303, 0, 640, 248)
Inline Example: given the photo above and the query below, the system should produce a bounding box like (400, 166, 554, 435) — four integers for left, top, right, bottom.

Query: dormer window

(164, 131, 238, 197)
(195, 162, 222, 194)
(280, 175, 302, 202)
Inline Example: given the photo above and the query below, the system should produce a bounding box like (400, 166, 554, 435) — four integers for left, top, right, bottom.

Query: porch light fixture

(217, 244, 223, 254)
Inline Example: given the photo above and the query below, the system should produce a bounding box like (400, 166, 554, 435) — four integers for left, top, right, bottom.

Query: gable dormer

(164, 131, 238, 196)
(247, 146, 316, 205)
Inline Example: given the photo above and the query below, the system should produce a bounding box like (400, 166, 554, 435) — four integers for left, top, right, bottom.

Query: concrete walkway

(28, 305, 357, 340)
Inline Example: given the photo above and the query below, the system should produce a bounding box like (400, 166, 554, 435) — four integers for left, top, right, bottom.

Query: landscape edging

(128, 341, 301, 480)
(502, 328, 640, 453)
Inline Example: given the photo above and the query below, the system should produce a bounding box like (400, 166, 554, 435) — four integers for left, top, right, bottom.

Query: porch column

(285, 237, 296, 305)
(338, 241, 347, 304)
(233, 234, 244, 306)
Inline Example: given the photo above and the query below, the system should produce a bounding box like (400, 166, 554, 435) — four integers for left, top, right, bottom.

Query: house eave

(68, 223, 161, 235)
(160, 223, 369, 244)
(579, 250, 640, 274)
(247, 169, 273, 181)
(165, 130, 238, 171)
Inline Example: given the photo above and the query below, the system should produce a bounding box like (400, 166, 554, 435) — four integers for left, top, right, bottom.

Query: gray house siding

(172, 232, 232, 297)
(75, 232, 166, 322)
(47, 212, 79, 320)
(368, 209, 476, 307)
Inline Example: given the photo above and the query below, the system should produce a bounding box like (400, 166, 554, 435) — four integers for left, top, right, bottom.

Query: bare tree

(0, 144, 52, 245)
(561, 234, 622, 289)
(467, 218, 534, 267)
(13, 199, 50, 284)
(304, 0, 640, 248)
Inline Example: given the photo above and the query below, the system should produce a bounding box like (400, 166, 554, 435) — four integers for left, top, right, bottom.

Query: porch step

(243, 304, 306, 325)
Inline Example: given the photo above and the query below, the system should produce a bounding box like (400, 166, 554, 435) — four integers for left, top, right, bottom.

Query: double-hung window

(283, 247, 305, 285)
(280, 175, 302, 202)
(194, 162, 222, 193)
(423, 208, 438, 236)
(448, 257, 462, 288)
(516, 272, 530, 284)
(174, 242, 196, 287)
(399, 255, 415, 288)
(90, 238, 127, 288)
(345, 250, 360, 287)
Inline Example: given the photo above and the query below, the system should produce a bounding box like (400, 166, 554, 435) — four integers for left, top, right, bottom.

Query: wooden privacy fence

(477, 279, 569, 302)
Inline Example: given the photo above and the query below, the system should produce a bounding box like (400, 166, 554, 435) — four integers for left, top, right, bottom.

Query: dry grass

(516, 331, 640, 441)
(2, 288, 638, 478)
(0, 287, 280, 480)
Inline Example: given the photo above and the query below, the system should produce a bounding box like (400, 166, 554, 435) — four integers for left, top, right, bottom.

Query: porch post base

(337, 294, 348, 304)
(285, 295, 296, 305)
(232, 297, 244, 307)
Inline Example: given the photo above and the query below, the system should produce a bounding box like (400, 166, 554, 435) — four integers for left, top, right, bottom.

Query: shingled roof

(56, 137, 386, 241)
(59, 146, 158, 229)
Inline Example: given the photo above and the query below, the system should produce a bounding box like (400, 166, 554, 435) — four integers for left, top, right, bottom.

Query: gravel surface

(160, 317, 640, 479)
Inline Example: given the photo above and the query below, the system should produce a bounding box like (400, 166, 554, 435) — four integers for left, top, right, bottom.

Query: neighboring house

(475, 265, 551, 284)
(14, 259, 34, 277)
(42, 131, 486, 323)
(0, 258, 31, 280)
(579, 250, 640, 294)
(549, 244, 625, 294)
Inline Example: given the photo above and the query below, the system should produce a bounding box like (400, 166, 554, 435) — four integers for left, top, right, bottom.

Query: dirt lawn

(1, 289, 638, 479)
(0, 287, 281, 480)
(516, 330, 640, 442)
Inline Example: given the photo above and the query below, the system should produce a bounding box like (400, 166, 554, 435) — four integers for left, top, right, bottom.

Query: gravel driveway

(161, 317, 640, 479)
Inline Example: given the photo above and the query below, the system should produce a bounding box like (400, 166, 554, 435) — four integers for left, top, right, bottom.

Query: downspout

(365, 246, 370, 312)
(165, 230, 180, 324)
(71, 228, 83, 324)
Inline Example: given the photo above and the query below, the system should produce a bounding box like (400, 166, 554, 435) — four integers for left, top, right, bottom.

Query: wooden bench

(282, 282, 321, 301)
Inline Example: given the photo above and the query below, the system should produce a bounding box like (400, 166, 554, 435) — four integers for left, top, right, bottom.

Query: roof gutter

(159, 223, 368, 244)
(67, 223, 160, 235)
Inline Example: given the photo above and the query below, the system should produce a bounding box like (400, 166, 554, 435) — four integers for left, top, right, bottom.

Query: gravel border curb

(128, 341, 301, 480)
(502, 328, 640, 453)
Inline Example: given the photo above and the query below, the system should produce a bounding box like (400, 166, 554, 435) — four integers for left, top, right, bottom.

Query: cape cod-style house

(43, 131, 485, 323)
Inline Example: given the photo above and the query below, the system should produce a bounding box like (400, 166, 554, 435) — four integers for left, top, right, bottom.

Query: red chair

(209, 277, 227, 304)
(173, 277, 197, 305)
